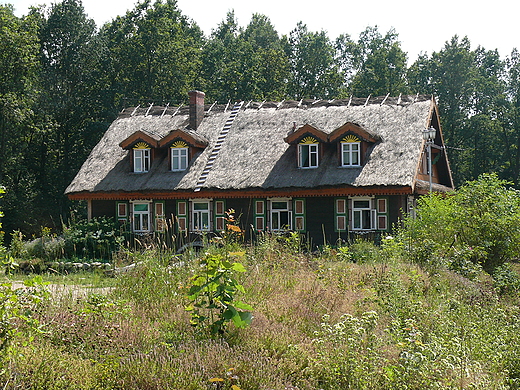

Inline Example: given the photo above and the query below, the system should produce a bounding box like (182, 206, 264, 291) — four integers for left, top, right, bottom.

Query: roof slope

(65, 96, 437, 196)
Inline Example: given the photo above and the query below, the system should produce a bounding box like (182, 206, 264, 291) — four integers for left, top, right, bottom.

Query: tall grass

(2, 238, 520, 389)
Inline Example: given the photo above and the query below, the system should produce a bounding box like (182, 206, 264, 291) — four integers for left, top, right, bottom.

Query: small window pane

(216, 216, 225, 231)
(353, 200, 370, 209)
(256, 201, 264, 215)
(134, 203, 149, 212)
(194, 202, 209, 210)
(178, 202, 186, 215)
(295, 200, 304, 214)
(336, 199, 346, 214)
(378, 215, 387, 230)
(295, 216, 304, 230)
(118, 203, 127, 217)
(272, 201, 288, 210)
(337, 215, 346, 231)
(155, 203, 164, 216)
(255, 216, 264, 230)
(178, 217, 186, 231)
(377, 199, 387, 213)
(216, 201, 224, 215)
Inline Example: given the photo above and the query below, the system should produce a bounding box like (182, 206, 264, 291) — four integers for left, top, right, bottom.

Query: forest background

(1, 0, 519, 239)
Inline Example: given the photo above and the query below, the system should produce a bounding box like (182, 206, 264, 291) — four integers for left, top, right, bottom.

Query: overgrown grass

(2, 239, 520, 389)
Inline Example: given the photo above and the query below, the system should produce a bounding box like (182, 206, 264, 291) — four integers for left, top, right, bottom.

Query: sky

(5, 0, 519, 63)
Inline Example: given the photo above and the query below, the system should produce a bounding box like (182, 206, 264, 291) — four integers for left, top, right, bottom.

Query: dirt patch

(9, 281, 114, 300)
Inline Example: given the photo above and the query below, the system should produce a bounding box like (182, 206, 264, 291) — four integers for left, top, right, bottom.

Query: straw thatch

(66, 95, 452, 196)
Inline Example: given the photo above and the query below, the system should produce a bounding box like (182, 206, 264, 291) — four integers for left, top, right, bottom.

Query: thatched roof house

(66, 91, 453, 245)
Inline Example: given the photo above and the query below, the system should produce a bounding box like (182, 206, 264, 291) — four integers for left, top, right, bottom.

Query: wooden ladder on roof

(194, 101, 244, 192)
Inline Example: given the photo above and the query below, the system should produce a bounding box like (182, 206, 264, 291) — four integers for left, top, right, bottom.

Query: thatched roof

(66, 95, 452, 197)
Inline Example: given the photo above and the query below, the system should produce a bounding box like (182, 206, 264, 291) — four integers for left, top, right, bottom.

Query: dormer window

(298, 137, 319, 168)
(171, 141, 189, 171)
(284, 125, 327, 169)
(341, 135, 360, 167)
(133, 143, 151, 173)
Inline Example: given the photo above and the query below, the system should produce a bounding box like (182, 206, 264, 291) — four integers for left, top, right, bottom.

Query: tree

(284, 22, 343, 99)
(503, 49, 520, 184)
(36, 0, 108, 223)
(347, 26, 409, 96)
(0, 5, 40, 235)
(101, 0, 204, 106)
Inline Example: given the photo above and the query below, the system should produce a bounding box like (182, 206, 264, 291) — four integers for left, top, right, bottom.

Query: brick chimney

(188, 90, 205, 130)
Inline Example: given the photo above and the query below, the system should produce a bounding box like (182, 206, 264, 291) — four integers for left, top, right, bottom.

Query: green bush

(399, 173, 520, 274)
(348, 239, 381, 263)
(63, 217, 123, 260)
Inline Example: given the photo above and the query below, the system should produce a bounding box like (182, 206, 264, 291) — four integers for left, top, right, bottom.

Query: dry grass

(2, 242, 520, 389)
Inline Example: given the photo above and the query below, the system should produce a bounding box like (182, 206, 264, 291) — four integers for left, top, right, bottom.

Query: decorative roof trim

(328, 122, 381, 143)
(68, 186, 414, 201)
(119, 130, 160, 150)
(284, 124, 328, 144)
(158, 129, 209, 149)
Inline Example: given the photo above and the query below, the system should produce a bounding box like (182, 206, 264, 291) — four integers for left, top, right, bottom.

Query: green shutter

(335, 198, 348, 232)
(154, 201, 165, 232)
(214, 199, 226, 231)
(253, 199, 266, 231)
(293, 198, 305, 231)
(176, 200, 188, 233)
(376, 197, 389, 231)
(116, 201, 129, 229)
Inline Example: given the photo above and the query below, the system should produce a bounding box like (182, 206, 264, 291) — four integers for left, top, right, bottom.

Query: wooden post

(87, 199, 92, 221)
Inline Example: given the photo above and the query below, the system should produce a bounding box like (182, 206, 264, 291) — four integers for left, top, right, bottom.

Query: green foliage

(186, 251, 252, 335)
(399, 173, 520, 274)
(0, 276, 48, 357)
(348, 239, 381, 263)
(311, 311, 381, 388)
(63, 217, 123, 259)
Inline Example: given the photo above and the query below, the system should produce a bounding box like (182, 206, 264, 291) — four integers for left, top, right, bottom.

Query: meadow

(1, 233, 520, 390)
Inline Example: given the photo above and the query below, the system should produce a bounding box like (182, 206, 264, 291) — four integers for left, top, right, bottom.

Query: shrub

(63, 217, 123, 260)
(398, 173, 520, 274)
(348, 239, 381, 263)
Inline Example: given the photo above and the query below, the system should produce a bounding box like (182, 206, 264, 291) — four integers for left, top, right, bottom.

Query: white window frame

(191, 200, 211, 232)
(171, 147, 188, 171)
(351, 197, 374, 231)
(269, 199, 292, 231)
(132, 201, 151, 233)
(298, 143, 319, 168)
(134, 148, 150, 173)
(341, 142, 360, 167)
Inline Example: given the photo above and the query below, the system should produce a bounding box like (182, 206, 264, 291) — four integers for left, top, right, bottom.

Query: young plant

(186, 251, 252, 335)
(186, 211, 252, 335)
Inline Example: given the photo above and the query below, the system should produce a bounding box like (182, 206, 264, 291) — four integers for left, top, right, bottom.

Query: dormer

(284, 124, 328, 169)
(119, 130, 160, 173)
(328, 122, 380, 167)
(158, 129, 209, 171)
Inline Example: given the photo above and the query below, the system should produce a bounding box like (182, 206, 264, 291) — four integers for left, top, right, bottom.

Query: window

(133, 202, 151, 233)
(299, 143, 319, 168)
(171, 147, 188, 171)
(342, 142, 360, 167)
(192, 201, 210, 231)
(134, 148, 150, 172)
(270, 200, 291, 231)
(352, 198, 373, 230)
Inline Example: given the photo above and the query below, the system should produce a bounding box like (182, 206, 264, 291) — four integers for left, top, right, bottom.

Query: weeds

(2, 235, 520, 388)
